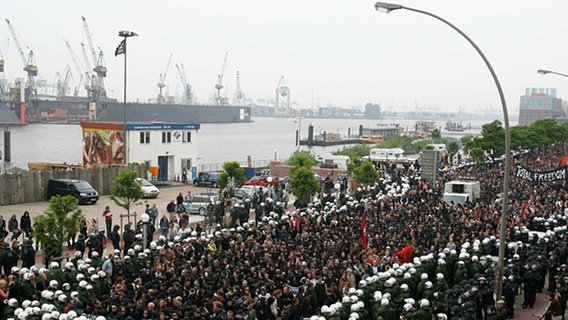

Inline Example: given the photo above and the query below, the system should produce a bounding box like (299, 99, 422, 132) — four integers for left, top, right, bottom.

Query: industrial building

(518, 88, 564, 126)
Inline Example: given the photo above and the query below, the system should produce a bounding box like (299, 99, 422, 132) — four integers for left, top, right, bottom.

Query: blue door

(158, 156, 168, 181)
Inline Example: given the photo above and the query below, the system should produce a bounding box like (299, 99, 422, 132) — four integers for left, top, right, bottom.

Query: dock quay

(297, 124, 400, 147)
(299, 138, 360, 147)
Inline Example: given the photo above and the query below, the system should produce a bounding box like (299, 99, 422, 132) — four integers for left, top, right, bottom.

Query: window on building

(162, 131, 171, 143)
(182, 132, 191, 143)
(140, 131, 150, 144)
(181, 158, 192, 170)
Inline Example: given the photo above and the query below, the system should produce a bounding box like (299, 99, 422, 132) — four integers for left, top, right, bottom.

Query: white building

(81, 122, 200, 181)
(126, 123, 200, 181)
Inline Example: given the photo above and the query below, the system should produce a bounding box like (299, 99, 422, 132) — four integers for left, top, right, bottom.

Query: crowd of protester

(2, 142, 568, 320)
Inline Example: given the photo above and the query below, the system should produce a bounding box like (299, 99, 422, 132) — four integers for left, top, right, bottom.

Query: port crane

(157, 53, 173, 103)
(215, 51, 228, 105)
(275, 76, 290, 114)
(64, 39, 86, 96)
(5, 19, 38, 100)
(176, 63, 192, 105)
(55, 65, 73, 97)
(233, 71, 245, 105)
(80, 43, 96, 100)
(81, 16, 107, 101)
(0, 47, 6, 99)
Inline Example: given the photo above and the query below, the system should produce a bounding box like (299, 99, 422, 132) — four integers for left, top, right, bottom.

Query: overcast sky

(2, 0, 568, 115)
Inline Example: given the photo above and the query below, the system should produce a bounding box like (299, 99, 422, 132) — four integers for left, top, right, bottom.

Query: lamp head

(375, 2, 403, 13)
(118, 30, 138, 38)
(537, 69, 551, 75)
(141, 213, 150, 223)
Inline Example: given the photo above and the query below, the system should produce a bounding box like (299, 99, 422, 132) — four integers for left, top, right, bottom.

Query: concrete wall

(269, 161, 347, 178)
(0, 164, 146, 205)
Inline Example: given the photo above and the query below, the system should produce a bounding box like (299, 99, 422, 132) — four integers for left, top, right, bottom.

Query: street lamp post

(140, 213, 150, 250)
(297, 116, 302, 151)
(117, 30, 138, 165)
(374, 2, 511, 300)
(538, 69, 568, 78)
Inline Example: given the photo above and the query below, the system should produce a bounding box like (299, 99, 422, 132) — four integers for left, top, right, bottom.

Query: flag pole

(117, 31, 138, 165)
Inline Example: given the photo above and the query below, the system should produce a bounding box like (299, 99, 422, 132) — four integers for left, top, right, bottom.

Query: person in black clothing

(110, 225, 121, 252)
(283, 298, 301, 320)
(96, 230, 106, 256)
(86, 233, 101, 258)
(166, 200, 176, 220)
(0, 215, 7, 239)
(182, 168, 188, 184)
(123, 224, 135, 253)
(21, 239, 35, 268)
(20, 211, 32, 239)
(79, 217, 88, 237)
(522, 264, 542, 309)
(176, 193, 186, 213)
(2, 243, 19, 274)
(74, 233, 86, 258)
(314, 276, 327, 308)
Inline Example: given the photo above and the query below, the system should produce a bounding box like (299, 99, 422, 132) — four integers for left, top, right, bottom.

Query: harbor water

(0, 117, 492, 171)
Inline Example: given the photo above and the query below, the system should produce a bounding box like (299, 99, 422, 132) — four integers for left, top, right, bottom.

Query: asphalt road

(0, 182, 210, 242)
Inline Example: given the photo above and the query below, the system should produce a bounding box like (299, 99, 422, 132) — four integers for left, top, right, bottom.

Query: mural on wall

(82, 128, 124, 165)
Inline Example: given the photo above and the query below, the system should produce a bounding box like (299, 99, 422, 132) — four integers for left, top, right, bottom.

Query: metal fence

(0, 164, 146, 205)
(198, 159, 272, 172)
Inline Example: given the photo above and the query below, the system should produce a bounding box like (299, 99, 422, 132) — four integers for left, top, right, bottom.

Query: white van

(317, 155, 351, 170)
(442, 180, 480, 205)
(369, 148, 408, 163)
(136, 178, 160, 198)
(428, 144, 447, 153)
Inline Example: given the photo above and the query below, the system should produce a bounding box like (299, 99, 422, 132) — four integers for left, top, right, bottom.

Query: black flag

(115, 39, 126, 56)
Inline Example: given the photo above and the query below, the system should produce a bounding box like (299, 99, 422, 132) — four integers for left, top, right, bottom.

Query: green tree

(474, 120, 505, 158)
(353, 161, 378, 185)
(431, 128, 441, 139)
(33, 195, 84, 259)
(346, 157, 362, 176)
(110, 169, 144, 216)
(470, 147, 486, 166)
(447, 141, 459, 166)
(284, 150, 318, 168)
(333, 145, 371, 160)
(290, 166, 319, 208)
(217, 161, 246, 189)
(461, 135, 474, 152)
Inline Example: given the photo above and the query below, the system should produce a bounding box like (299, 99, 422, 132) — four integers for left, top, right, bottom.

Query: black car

(193, 172, 221, 188)
(47, 179, 99, 204)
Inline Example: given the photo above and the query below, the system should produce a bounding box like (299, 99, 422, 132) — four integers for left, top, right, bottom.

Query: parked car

(193, 172, 221, 188)
(232, 185, 254, 202)
(47, 179, 99, 204)
(244, 176, 278, 187)
(136, 178, 160, 198)
(191, 194, 214, 215)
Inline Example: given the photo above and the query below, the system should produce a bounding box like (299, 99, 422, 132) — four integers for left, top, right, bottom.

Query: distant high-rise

(364, 103, 381, 119)
(518, 88, 563, 126)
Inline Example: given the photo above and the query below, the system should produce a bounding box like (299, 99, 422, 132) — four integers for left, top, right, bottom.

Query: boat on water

(1, 98, 252, 124)
(445, 120, 470, 132)
(415, 120, 437, 133)
(359, 134, 384, 144)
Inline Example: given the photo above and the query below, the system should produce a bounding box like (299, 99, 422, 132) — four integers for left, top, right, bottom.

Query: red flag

(360, 214, 367, 249)
(396, 246, 413, 263)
